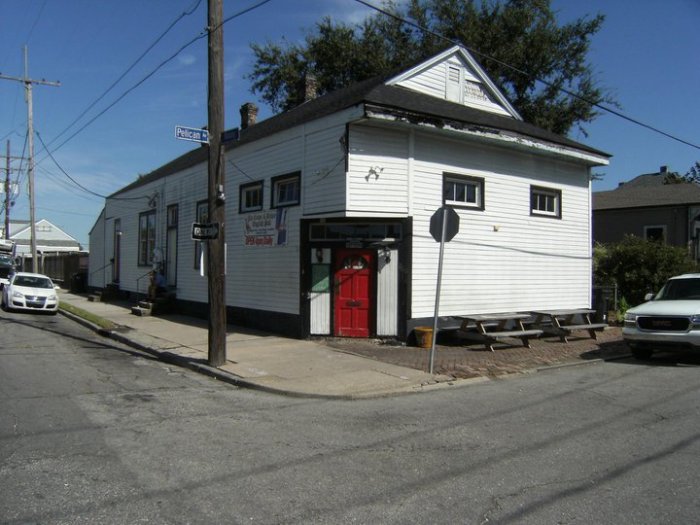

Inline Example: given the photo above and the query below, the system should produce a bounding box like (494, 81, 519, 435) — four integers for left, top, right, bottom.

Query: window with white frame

(443, 173, 484, 210)
(138, 210, 156, 266)
(271, 172, 300, 208)
(530, 186, 562, 218)
(240, 181, 263, 213)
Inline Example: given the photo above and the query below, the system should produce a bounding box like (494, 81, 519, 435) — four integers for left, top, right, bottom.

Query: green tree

(594, 236, 699, 306)
(247, 0, 615, 135)
(682, 161, 700, 183)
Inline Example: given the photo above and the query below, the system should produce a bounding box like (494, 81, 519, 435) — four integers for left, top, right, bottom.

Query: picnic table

(531, 309, 607, 343)
(455, 313, 543, 352)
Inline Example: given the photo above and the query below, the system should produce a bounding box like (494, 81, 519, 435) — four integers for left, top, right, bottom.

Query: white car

(1, 272, 59, 315)
(623, 273, 700, 359)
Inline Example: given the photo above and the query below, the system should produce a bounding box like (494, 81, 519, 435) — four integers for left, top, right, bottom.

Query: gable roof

(593, 171, 700, 210)
(386, 45, 522, 119)
(112, 45, 610, 198)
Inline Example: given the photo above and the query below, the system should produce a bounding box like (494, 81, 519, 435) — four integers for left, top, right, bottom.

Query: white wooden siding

(310, 292, 331, 334)
(376, 248, 398, 336)
(303, 124, 348, 215)
(394, 56, 510, 116)
(347, 125, 409, 216)
(87, 210, 106, 288)
(410, 131, 592, 318)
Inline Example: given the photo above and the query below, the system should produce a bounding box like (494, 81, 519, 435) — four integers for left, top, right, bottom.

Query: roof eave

(363, 105, 610, 167)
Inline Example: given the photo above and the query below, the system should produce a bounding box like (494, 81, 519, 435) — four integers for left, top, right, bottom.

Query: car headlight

(11, 290, 23, 299)
(624, 312, 637, 323)
(47, 294, 57, 301)
(691, 315, 700, 327)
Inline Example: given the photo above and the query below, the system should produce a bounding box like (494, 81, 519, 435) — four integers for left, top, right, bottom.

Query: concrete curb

(59, 307, 461, 400)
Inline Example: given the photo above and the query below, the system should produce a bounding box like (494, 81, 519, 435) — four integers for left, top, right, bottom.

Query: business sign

(244, 209, 287, 247)
(192, 222, 219, 240)
(175, 125, 209, 144)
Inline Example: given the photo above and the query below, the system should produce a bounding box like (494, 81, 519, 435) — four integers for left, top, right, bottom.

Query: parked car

(1, 272, 59, 315)
(623, 273, 700, 358)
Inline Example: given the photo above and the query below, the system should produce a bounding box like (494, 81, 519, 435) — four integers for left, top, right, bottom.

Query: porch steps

(131, 300, 154, 317)
(88, 293, 102, 302)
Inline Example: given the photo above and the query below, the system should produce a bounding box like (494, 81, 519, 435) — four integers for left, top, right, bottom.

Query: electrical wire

(43, 0, 274, 159)
(46, 0, 203, 149)
(37, 131, 146, 202)
(353, 0, 700, 151)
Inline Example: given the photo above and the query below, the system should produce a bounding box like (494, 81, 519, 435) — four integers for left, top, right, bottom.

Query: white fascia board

(364, 109, 610, 167)
(386, 45, 523, 121)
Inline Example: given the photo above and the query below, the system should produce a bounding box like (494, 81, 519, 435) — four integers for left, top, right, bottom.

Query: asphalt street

(1, 309, 699, 524)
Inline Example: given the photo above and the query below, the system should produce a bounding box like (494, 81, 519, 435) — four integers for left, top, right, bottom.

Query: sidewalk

(57, 290, 629, 399)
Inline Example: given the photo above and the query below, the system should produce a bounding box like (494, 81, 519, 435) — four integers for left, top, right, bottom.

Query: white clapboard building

(89, 45, 610, 339)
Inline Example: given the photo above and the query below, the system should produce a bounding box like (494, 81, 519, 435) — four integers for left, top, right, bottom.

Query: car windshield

(0, 254, 13, 265)
(13, 275, 53, 289)
(655, 278, 700, 300)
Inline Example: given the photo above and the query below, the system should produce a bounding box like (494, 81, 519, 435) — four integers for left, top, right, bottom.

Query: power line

(46, 0, 204, 149)
(43, 0, 274, 159)
(353, 0, 700, 151)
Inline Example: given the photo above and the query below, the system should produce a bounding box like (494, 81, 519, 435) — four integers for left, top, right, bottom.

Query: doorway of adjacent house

(166, 204, 178, 287)
(112, 219, 121, 283)
(333, 248, 374, 337)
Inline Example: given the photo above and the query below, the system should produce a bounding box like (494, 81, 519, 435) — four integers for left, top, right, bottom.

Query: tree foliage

(247, 0, 614, 135)
(594, 236, 699, 306)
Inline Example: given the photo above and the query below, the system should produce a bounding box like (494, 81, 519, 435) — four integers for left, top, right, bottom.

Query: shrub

(594, 235, 699, 306)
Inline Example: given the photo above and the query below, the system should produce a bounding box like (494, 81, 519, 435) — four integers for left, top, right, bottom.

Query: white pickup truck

(623, 273, 700, 359)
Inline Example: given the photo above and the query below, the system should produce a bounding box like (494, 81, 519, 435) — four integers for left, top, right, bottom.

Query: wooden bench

(532, 309, 607, 343)
(456, 313, 544, 352)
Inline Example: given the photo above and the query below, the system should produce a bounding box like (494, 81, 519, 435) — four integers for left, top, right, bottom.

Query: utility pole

(4, 141, 10, 240)
(0, 46, 60, 271)
(207, 0, 227, 366)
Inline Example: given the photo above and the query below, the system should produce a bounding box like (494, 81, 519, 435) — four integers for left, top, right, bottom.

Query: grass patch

(59, 302, 117, 331)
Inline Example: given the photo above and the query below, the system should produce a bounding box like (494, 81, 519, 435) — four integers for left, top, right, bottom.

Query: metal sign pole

(429, 206, 448, 374)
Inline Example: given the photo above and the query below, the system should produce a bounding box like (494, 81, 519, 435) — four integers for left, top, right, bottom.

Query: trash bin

(414, 326, 433, 349)
(70, 272, 87, 293)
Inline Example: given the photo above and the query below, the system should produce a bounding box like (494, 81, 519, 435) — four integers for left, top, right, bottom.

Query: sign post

(428, 206, 460, 374)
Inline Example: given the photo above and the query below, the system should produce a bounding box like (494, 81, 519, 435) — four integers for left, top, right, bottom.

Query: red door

(334, 249, 374, 337)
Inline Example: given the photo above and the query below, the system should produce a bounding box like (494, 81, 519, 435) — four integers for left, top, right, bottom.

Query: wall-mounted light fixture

(366, 165, 384, 181)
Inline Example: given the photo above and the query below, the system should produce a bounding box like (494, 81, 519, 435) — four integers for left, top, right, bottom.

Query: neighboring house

(89, 45, 609, 339)
(3, 218, 83, 256)
(593, 166, 700, 258)
(1, 219, 85, 282)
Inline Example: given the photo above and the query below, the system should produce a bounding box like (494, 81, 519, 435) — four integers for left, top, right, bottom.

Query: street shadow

(592, 339, 700, 367)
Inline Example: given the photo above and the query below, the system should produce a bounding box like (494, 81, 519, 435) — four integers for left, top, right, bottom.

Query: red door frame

(333, 248, 375, 337)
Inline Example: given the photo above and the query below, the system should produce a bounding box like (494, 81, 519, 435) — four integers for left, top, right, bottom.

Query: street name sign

(192, 222, 219, 240)
(175, 125, 209, 144)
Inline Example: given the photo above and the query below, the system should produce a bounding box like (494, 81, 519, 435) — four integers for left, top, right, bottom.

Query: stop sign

(430, 206, 460, 242)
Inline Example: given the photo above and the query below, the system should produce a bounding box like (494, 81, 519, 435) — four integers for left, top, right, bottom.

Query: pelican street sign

(192, 222, 219, 240)
(175, 125, 209, 144)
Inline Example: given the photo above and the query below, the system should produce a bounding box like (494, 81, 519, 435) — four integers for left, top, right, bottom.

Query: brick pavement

(322, 326, 628, 379)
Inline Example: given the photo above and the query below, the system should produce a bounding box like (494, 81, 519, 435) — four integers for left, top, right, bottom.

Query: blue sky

(1, 0, 698, 250)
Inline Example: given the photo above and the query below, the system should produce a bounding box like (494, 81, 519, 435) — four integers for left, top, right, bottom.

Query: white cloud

(177, 54, 197, 67)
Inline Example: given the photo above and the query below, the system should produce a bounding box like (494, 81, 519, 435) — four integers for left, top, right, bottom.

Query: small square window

(530, 186, 562, 218)
(644, 225, 666, 243)
(443, 173, 484, 210)
(271, 172, 300, 208)
(240, 181, 263, 213)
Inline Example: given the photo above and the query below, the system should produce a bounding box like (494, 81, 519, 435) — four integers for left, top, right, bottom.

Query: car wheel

(631, 347, 653, 360)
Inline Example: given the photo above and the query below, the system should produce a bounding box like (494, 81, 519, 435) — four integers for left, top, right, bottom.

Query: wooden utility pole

(4, 141, 10, 240)
(0, 46, 60, 271)
(207, 0, 227, 366)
